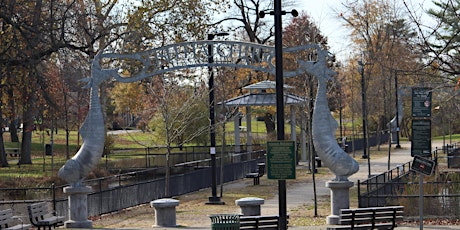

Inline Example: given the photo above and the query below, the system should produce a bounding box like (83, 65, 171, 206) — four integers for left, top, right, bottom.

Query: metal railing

(358, 142, 460, 219)
(0, 149, 266, 222)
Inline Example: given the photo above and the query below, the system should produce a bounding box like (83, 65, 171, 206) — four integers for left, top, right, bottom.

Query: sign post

(411, 156, 436, 230)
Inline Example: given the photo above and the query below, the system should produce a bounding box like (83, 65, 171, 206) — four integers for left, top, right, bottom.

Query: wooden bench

(0, 209, 31, 230)
(5, 148, 20, 158)
(328, 206, 404, 230)
(240, 215, 288, 230)
(245, 163, 265, 185)
(27, 202, 65, 230)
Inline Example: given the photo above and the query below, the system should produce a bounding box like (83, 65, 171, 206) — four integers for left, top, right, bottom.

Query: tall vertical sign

(411, 88, 432, 157)
(410, 87, 433, 230)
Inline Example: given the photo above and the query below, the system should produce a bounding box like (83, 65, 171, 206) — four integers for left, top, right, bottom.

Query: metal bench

(240, 215, 288, 230)
(245, 163, 265, 185)
(0, 209, 31, 230)
(328, 206, 404, 230)
(27, 202, 65, 230)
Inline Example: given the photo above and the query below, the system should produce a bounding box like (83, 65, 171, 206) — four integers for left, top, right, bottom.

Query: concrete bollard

(150, 198, 180, 227)
(235, 197, 264, 216)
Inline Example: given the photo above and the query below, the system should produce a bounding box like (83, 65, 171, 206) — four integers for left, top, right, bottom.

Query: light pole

(358, 60, 368, 160)
(358, 59, 372, 178)
(259, 5, 297, 230)
(207, 32, 228, 205)
(394, 71, 401, 148)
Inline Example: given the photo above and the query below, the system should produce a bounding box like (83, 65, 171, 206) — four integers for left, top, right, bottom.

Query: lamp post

(207, 32, 228, 205)
(259, 4, 297, 230)
(358, 60, 368, 160)
(394, 71, 401, 148)
(358, 59, 372, 177)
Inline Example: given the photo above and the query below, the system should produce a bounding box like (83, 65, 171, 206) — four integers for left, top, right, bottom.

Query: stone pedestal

(235, 197, 264, 216)
(63, 185, 93, 228)
(150, 198, 180, 227)
(325, 180, 354, 225)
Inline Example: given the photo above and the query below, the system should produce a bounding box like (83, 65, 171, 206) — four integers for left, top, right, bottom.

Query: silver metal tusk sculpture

(301, 50, 359, 181)
(58, 52, 118, 186)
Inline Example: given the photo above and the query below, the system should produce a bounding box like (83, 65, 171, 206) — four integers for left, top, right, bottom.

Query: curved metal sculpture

(303, 50, 359, 181)
(58, 52, 118, 185)
(58, 41, 358, 184)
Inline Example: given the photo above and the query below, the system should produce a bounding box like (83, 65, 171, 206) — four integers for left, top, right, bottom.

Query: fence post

(357, 180, 361, 208)
(52, 183, 56, 211)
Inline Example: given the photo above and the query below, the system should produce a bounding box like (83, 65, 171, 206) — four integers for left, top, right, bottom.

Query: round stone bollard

(235, 197, 264, 216)
(150, 198, 180, 227)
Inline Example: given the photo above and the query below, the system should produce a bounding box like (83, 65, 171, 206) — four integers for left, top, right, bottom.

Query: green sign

(266, 141, 296, 180)
(411, 119, 431, 157)
(411, 155, 435, 175)
(412, 88, 432, 117)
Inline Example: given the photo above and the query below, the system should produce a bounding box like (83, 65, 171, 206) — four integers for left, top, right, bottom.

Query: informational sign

(411, 119, 431, 157)
(412, 88, 432, 117)
(266, 141, 296, 180)
(411, 155, 435, 176)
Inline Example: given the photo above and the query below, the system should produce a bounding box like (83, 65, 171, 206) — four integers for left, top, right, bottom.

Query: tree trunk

(8, 80, 19, 143)
(18, 88, 36, 165)
(0, 90, 9, 167)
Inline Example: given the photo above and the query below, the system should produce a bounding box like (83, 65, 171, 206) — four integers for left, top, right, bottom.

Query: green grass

(1, 125, 459, 186)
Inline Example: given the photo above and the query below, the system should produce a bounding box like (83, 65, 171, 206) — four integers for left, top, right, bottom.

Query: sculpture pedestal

(325, 180, 354, 225)
(151, 198, 180, 227)
(63, 185, 93, 228)
(235, 197, 264, 216)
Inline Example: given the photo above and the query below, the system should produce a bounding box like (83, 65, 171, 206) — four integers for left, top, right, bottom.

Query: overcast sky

(296, 0, 436, 61)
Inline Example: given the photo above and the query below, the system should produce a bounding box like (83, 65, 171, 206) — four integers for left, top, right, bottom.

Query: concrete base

(63, 185, 93, 228)
(235, 197, 265, 216)
(151, 198, 180, 227)
(325, 180, 354, 225)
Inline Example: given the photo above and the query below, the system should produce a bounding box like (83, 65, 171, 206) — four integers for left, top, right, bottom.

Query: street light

(358, 60, 368, 160)
(358, 58, 372, 177)
(207, 32, 228, 205)
(394, 71, 401, 148)
(259, 4, 297, 230)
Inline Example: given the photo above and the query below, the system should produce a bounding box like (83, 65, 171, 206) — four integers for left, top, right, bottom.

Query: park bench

(328, 206, 404, 230)
(245, 163, 265, 185)
(5, 148, 20, 158)
(240, 215, 289, 230)
(27, 202, 65, 230)
(0, 208, 31, 230)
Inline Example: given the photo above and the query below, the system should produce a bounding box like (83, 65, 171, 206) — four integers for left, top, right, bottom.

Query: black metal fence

(0, 150, 266, 223)
(358, 144, 460, 219)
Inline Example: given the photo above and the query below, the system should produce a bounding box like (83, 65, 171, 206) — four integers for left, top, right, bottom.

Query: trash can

(45, 144, 52, 156)
(209, 214, 240, 230)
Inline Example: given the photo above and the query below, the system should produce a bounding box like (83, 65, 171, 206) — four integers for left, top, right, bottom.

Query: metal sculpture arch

(58, 40, 358, 185)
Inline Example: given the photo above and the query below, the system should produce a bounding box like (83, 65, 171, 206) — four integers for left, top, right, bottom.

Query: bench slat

(340, 206, 404, 214)
(340, 211, 404, 220)
(340, 216, 403, 225)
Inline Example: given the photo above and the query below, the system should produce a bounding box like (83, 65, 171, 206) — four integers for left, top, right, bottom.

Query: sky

(297, 0, 436, 61)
